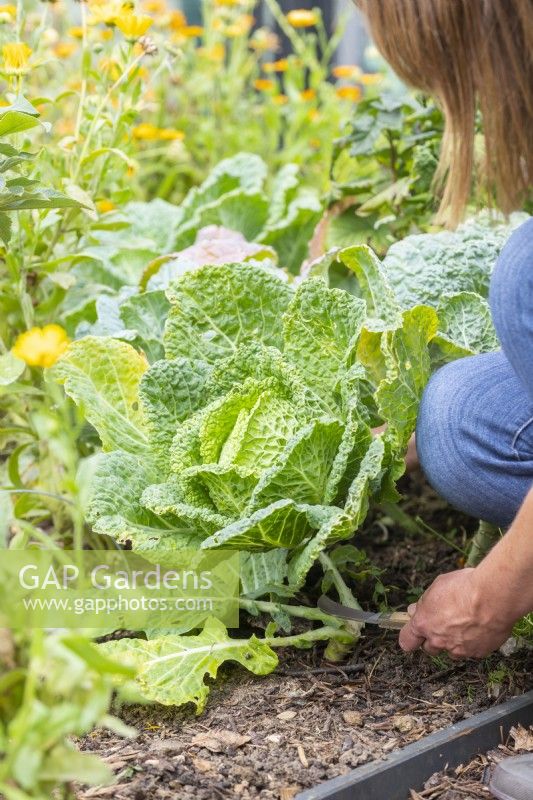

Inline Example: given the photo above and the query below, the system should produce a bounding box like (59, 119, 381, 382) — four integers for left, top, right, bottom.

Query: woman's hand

(398, 567, 515, 659)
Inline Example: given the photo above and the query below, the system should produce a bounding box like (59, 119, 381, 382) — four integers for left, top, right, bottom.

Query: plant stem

(319, 552, 361, 610)
(265, 625, 353, 649)
(466, 521, 501, 567)
(239, 597, 342, 627)
(380, 501, 426, 536)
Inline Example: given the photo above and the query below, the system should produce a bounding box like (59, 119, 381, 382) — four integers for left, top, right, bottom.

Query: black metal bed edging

(296, 688, 533, 800)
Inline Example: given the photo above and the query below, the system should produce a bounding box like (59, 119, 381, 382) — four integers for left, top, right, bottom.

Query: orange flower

(263, 58, 288, 73)
(335, 85, 362, 102)
(286, 9, 317, 28)
(168, 10, 187, 30)
(178, 25, 204, 37)
(54, 42, 77, 59)
(360, 72, 383, 86)
(300, 88, 316, 101)
(254, 78, 274, 91)
(332, 64, 362, 80)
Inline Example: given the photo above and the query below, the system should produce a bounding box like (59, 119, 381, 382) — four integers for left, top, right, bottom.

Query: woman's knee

(416, 359, 472, 497)
(490, 218, 533, 348)
(416, 352, 529, 525)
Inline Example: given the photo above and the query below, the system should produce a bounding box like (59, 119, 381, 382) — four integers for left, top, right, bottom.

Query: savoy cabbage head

(53, 251, 437, 600)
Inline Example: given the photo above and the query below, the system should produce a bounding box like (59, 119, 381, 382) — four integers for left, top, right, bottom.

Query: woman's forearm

(474, 486, 533, 623)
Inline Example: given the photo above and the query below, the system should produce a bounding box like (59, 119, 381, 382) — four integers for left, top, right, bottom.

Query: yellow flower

(158, 128, 185, 141)
(335, 85, 362, 102)
(132, 122, 160, 140)
(360, 72, 383, 86)
(2, 42, 32, 76)
(54, 42, 77, 59)
(68, 26, 84, 39)
(300, 88, 316, 101)
(332, 64, 362, 80)
(213, 0, 239, 6)
(100, 28, 114, 41)
(253, 78, 274, 91)
(263, 58, 288, 73)
(0, 4, 14, 25)
(96, 199, 115, 213)
(286, 9, 317, 28)
(273, 94, 288, 106)
(88, 2, 121, 26)
(115, 11, 153, 40)
(12, 325, 70, 369)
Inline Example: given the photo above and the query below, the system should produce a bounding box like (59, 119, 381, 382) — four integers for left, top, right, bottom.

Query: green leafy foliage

(0, 629, 135, 799)
(382, 212, 529, 308)
(100, 617, 278, 713)
(67, 154, 323, 340)
(53, 256, 438, 709)
(328, 94, 444, 256)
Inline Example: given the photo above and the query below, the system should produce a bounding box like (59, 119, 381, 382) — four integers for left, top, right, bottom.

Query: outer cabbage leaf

(51, 337, 148, 454)
(164, 262, 293, 363)
(433, 292, 499, 359)
(119, 290, 170, 363)
(85, 451, 188, 547)
(283, 279, 366, 413)
(358, 306, 438, 448)
(140, 357, 212, 473)
(339, 244, 403, 327)
(201, 499, 317, 551)
(259, 196, 323, 275)
(99, 617, 277, 712)
(177, 153, 267, 223)
(382, 212, 529, 308)
(120, 199, 184, 253)
(240, 550, 290, 598)
(173, 191, 270, 251)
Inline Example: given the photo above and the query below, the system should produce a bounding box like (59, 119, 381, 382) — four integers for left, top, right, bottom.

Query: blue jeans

(417, 219, 533, 527)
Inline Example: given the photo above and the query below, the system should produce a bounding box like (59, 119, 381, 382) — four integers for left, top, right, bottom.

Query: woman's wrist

(470, 514, 533, 625)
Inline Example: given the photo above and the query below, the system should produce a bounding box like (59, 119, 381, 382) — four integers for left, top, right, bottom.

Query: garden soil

(76, 476, 533, 800)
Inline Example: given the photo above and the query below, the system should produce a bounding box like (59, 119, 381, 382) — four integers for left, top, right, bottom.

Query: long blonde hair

(355, 0, 533, 225)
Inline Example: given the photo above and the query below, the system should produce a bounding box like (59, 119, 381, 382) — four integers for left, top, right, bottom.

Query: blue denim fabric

(416, 218, 533, 527)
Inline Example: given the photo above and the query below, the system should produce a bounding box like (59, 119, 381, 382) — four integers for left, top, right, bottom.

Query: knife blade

(318, 595, 411, 630)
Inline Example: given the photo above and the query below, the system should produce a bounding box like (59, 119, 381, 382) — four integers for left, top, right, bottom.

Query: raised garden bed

(76, 481, 533, 800)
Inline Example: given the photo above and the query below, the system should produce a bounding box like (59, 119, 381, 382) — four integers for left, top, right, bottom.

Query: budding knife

(318, 595, 411, 630)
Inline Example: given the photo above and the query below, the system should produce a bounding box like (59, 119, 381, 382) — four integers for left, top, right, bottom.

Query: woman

(356, 0, 533, 697)
(356, 5, 533, 793)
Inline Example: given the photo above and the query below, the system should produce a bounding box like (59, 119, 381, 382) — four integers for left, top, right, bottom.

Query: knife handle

(378, 611, 411, 630)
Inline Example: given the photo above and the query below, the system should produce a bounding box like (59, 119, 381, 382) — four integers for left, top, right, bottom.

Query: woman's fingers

(399, 621, 425, 652)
